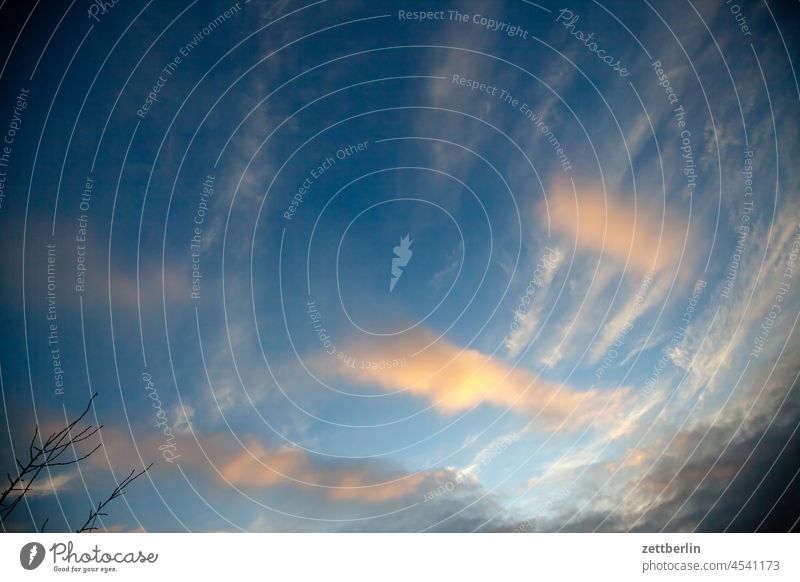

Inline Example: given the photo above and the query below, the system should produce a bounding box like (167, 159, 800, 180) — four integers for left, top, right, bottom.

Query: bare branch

(47, 443, 102, 467)
(28, 426, 39, 459)
(0, 393, 101, 524)
(2, 393, 151, 532)
(77, 464, 153, 533)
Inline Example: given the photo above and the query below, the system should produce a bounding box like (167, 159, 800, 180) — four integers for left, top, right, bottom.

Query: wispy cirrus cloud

(503, 246, 563, 359)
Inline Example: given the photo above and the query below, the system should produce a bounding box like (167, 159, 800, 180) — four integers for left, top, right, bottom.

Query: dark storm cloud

(502, 362, 800, 532)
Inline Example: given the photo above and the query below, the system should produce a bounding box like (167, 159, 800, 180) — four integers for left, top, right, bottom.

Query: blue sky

(1, 0, 799, 532)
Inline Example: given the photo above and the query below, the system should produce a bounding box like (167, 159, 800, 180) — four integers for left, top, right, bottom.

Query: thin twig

(0, 394, 100, 523)
(77, 464, 153, 533)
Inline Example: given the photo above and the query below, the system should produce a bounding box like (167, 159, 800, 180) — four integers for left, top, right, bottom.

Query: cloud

(503, 246, 563, 359)
(317, 327, 628, 431)
(219, 439, 429, 502)
(568, 397, 800, 532)
(542, 181, 684, 273)
(83, 414, 516, 531)
(506, 358, 800, 532)
(23, 472, 76, 497)
(532, 254, 622, 369)
(117, 427, 437, 505)
(174, 404, 195, 434)
(245, 463, 512, 532)
(586, 272, 666, 365)
(666, 208, 800, 409)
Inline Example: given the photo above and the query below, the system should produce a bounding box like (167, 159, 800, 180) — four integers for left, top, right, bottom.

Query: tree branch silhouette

(1, 394, 153, 532)
(0, 393, 101, 523)
(77, 464, 152, 533)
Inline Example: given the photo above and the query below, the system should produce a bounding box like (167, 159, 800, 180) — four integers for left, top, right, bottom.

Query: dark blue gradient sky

(0, 0, 798, 532)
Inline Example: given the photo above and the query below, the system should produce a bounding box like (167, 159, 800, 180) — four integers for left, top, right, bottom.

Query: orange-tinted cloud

(542, 182, 683, 273)
(220, 439, 430, 502)
(93, 426, 432, 503)
(319, 328, 627, 431)
(221, 441, 308, 487)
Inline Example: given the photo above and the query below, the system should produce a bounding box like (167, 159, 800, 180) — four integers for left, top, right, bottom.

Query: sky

(0, 0, 799, 532)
